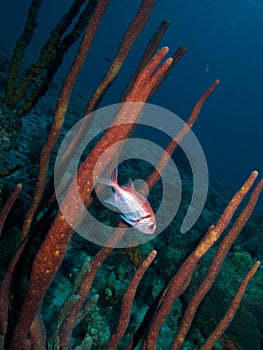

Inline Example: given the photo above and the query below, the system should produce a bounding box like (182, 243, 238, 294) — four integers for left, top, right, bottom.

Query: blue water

(1, 2, 263, 348)
(1, 0, 263, 189)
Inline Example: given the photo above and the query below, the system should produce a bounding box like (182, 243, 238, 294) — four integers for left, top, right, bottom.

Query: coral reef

(0, 101, 21, 161)
(0, 1, 262, 349)
(4, 0, 108, 116)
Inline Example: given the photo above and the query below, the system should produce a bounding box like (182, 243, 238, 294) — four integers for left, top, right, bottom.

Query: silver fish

(98, 166, 156, 234)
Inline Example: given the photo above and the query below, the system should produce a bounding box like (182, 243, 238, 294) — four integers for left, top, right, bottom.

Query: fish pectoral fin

(121, 212, 150, 226)
(120, 214, 137, 226)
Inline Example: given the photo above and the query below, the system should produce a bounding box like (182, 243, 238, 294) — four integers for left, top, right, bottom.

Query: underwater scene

(0, 1, 263, 349)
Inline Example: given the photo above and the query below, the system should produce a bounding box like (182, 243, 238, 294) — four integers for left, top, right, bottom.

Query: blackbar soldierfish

(98, 166, 156, 234)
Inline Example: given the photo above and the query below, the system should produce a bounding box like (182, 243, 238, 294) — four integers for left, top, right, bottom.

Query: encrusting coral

(0, 1, 262, 349)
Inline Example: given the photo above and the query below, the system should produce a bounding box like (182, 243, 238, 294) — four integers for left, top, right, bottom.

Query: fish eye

(148, 223, 155, 230)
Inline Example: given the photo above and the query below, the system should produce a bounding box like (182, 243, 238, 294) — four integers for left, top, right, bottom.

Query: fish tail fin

(97, 166, 118, 187)
(111, 166, 118, 185)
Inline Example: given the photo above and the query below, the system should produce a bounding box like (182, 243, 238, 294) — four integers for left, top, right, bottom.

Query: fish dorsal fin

(122, 178, 135, 191)
(121, 179, 150, 199)
(131, 179, 149, 198)
(122, 178, 149, 194)
(138, 181, 149, 198)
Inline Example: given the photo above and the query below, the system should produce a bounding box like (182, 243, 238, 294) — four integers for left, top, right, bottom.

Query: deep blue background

(1, 0, 263, 191)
